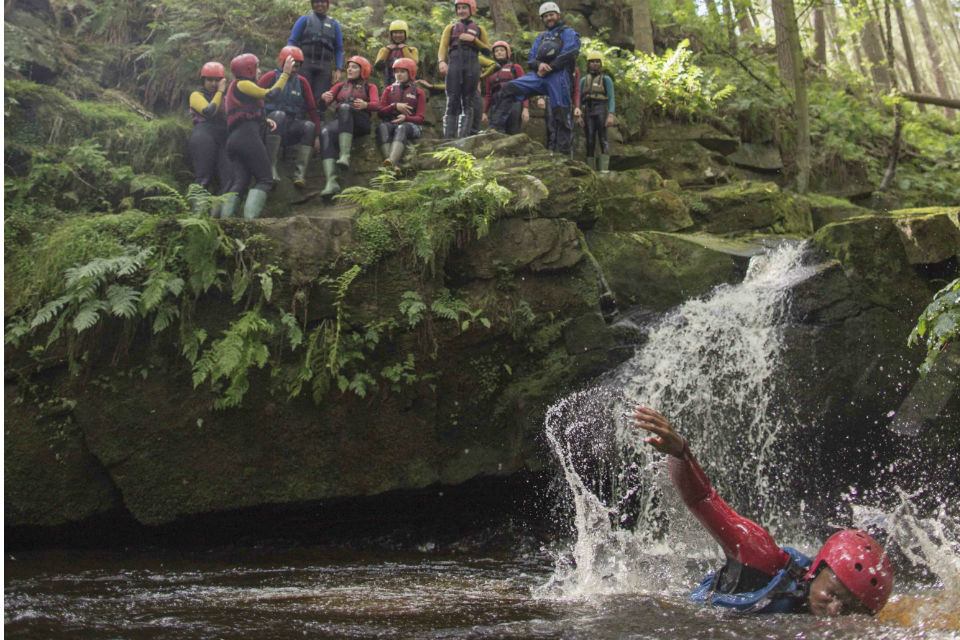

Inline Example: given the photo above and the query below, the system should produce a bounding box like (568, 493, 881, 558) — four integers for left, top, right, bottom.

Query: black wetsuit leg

(188, 121, 226, 191)
(225, 120, 274, 193)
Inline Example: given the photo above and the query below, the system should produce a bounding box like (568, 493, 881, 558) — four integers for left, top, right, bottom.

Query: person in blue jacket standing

(486, 1, 580, 154)
(287, 0, 344, 117)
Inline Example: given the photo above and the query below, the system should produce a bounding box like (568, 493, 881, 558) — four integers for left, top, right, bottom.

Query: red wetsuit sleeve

(408, 89, 426, 124)
(299, 78, 322, 129)
(325, 82, 344, 106)
(257, 70, 276, 89)
(572, 68, 581, 108)
(378, 87, 397, 117)
(670, 445, 790, 576)
(366, 84, 380, 112)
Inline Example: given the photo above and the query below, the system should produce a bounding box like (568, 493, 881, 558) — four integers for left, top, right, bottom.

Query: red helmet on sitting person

(277, 46, 304, 67)
(805, 529, 894, 613)
(347, 55, 372, 80)
(230, 53, 259, 80)
(492, 41, 511, 58)
(200, 61, 225, 79)
(392, 57, 418, 80)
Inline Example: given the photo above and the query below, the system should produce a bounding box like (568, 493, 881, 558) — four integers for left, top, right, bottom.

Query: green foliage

(908, 278, 960, 375)
(192, 310, 275, 408)
(341, 148, 512, 271)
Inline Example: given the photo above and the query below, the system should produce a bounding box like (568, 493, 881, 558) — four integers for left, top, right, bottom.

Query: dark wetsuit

(223, 75, 289, 194)
(580, 72, 614, 157)
(438, 18, 490, 138)
(484, 62, 528, 135)
(188, 88, 231, 192)
(287, 12, 344, 111)
(319, 80, 380, 159)
(376, 81, 426, 145)
(258, 69, 322, 147)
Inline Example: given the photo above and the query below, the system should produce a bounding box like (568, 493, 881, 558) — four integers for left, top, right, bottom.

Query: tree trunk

(844, 0, 894, 87)
(814, 2, 827, 64)
(825, 1, 847, 65)
(772, 0, 811, 193)
(735, 0, 755, 32)
(488, 0, 518, 38)
(902, 91, 960, 109)
(722, 0, 739, 52)
(632, 0, 655, 53)
(879, 0, 903, 191)
(370, 0, 385, 27)
(914, 0, 956, 119)
(704, 0, 721, 21)
(895, 0, 926, 110)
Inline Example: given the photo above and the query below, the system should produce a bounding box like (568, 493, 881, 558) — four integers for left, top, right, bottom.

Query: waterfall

(539, 241, 822, 598)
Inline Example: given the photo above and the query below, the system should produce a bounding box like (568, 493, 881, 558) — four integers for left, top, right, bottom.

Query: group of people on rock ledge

(188, 0, 617, 217)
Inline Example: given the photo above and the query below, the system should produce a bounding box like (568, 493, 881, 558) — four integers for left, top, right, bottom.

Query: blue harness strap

(690, 547, 812, 614)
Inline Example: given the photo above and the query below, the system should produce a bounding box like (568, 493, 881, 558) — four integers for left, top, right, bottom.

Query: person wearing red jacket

(632, 406, 894, 616)
(376, 58, 426, 168)
(481, 41, 529, 135)
(317, 55, 380, 197)
(258, 46, 322, 188)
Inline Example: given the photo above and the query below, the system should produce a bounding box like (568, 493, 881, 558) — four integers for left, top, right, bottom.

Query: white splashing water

(539, 241, 821, 598)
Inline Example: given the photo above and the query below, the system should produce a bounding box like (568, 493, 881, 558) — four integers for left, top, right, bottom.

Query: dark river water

(5, 545, 957, 639)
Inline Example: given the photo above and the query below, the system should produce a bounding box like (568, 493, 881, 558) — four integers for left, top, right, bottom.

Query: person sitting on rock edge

(374, 20, 419, 87)
(487, 2, 580, 155)
(221, 53, 296, 219)
(258, 46, 322, 188)
(318, 55, 380, 197)
(481, 41, 529, 135)
(631, 405, 894, 616)
(187, 61, 231, 215)
(578, 51, 615, 172)
(376, 58, 426, 168)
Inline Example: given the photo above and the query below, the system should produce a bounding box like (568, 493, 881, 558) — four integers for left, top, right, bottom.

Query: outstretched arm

(632, 407, 790, 576)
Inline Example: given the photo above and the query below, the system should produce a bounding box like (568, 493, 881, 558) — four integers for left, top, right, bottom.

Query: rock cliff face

(6, 119, 959, 538)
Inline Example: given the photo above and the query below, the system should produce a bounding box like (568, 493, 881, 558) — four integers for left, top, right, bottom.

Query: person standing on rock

(578, 51, 615, 172)
(187, 61, 231, 214)
(318, 55, 380, 197)
(375, 58, 426, 169)
(481, 41, 529, 135)
(632, 405, 895, 616)
(487, 2, 580, 155)
(374, 20, 419, 87)
(221, 53, 296, 219)
(287, 0, 343, 118)
(537, 65, 579, 154)
(437, 0, 491, 138)
(258, 46, 322, 189)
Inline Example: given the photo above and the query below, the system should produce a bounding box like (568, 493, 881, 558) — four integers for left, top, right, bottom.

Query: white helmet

(539, 1, 560, 16)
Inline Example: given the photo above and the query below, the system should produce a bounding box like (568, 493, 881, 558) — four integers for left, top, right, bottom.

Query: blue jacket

(287, 13, 344, 70)
(528, 23, 580, 75)
(690, 547, 812, 614)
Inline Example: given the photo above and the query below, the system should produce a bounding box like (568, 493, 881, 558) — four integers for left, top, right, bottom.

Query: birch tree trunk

(772, 0, 811, 192)
(632, 0, 655, 53)
(914, 0, 956, 118)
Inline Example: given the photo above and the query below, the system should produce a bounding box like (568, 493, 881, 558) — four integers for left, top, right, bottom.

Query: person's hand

(313, 136, 321, 151)
(536, 96, 546, 109)
(321, 90, 334, 103)
(576, 115, 584, 127)
(266, 118, 278, 131)
(606, 113, 615, 127)
(282, 55, 295, 75)
(352, 98, 368, 110)
(333, 69, 341, 83)
(537, 62, 552, 77)
(392, 114, 406, 123)
(439, 61, 449, 75)
(458, 32, 475, 42)
(387, 43, 398, 50)
(481, 112, 488, 122)
(395, 102, 413, 115)
(632, 406, 684, 457)
(521, 107, 529, 123)
(416, 78, 432, 88)
(217, 78, 227, 92)
(573, 107, 582, 118)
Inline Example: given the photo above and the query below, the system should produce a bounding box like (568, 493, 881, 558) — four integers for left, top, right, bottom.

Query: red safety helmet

(277, 46, 304, 67)
(805, 529, 894, 613)
(392, 57, 418, 80)
(492, 41, 511, 58)
(200, 61, 225, 79)
(230, 53, 259, 80)
(454, 0, 476, 16)
(346, 55, 372, 80)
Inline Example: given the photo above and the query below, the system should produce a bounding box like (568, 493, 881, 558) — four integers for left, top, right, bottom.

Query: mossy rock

(445, 218, 584, 279)
(596, 189, 693, 232)
(612, 140, 733, 186)
(584, 230, 745, 310)
(888, 207, 960, 265)
(802, 193, 873, 230)
(689, 181, 814, 236)
(642, 120, 741, 156)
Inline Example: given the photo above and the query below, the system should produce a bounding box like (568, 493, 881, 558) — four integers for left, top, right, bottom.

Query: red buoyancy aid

(448, 19, 481, 50)
(489, 62, 523, 94)
(381, 82, 420, 112)
(334, 81, 372, 104)
(224, 80, 264, 129)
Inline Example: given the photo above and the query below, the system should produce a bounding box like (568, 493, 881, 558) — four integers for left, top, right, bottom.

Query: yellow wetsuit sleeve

(474, 25, 491, 53)
(237, 74, 288, 99)
(189, 90, 223, 114)
(478, 54, 496, 80)
(404, 45, 419, 64)
(438, 24, 453, 62)
(374, 47, 389, 66)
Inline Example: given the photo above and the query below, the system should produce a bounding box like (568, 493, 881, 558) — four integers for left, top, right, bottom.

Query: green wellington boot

(320, 158, 340, 197)
(380, 143, 392, 165)
(599, 154, 611, 173)
(336, 132, 353, 169)
(388, 141, 405, 166)
(586, 156, 597, 171)
(243, 188, 269, 219)
(220, 193, 239, 219)
(265, 134, 282, 183)
(292, 144, 313, 188)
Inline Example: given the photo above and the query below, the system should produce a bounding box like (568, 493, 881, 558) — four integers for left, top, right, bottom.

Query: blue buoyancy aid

(265, 72, 305, 117)
(689, 547, 812, 614)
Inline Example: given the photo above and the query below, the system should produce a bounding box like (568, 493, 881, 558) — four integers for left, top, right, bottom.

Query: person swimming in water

(632, 405, 894, 616)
